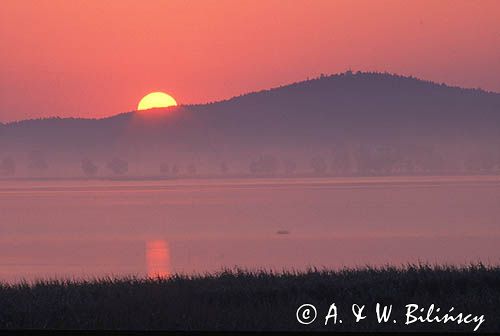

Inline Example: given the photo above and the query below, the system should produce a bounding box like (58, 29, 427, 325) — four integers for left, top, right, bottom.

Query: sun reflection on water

(146, 240, 170, 278)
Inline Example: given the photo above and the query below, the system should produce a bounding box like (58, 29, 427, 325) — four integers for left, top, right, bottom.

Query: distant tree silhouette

(81, 158, 98, 177)
(249, 155, 278, 176)
(465, 152, 497, 173)
(27, 151, 48, 173)
(283, 159, 297, 175)
(331, 147, 352, 176)
(354, 145, 373, 175)
(171, 164, 179, 176)
(310, 156, 327, 175)
(187, 163, 197, 176)
(107, 158, 128, 175)
(159, 163, 170, 175)
(364, 146, 392, 174)
(0, 157, 16, 176)
(220, 161, 229, 175)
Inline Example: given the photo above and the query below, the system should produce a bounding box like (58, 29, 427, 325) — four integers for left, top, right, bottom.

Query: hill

(1, 72, 500, 178)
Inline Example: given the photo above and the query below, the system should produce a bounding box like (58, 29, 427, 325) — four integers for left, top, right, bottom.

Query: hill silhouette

(1, 72, 500, 177)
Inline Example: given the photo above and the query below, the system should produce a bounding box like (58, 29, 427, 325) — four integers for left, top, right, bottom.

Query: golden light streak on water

(146, 240, 171, 278)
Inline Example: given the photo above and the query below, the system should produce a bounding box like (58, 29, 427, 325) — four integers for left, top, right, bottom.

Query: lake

(1, 176, 499, 282)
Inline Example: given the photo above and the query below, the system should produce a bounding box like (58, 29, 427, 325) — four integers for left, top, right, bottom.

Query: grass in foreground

(0, 264, 499, 332)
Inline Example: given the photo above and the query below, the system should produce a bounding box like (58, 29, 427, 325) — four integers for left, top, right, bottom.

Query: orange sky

(1, 0, 499, 122)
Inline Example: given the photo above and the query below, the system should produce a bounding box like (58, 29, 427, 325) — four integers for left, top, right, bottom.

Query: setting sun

(137, 92, 177, 111)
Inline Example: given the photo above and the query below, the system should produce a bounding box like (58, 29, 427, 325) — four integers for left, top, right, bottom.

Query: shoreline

(1, 265, 499, 331)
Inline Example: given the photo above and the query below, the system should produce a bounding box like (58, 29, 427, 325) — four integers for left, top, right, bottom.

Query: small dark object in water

(276, 230, 290, 235)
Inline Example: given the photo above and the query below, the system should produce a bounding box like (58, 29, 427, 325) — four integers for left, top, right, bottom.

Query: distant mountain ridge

(5, 71, 500, 124)
(1, 71, 500, 178)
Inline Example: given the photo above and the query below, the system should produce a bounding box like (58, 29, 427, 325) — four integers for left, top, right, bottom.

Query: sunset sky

(1, 0, 499, 122)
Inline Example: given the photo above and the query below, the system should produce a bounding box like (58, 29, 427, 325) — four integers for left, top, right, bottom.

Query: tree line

(2, 144, 500, 178)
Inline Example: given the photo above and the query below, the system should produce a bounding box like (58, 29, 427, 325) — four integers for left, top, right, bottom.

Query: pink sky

(1, 0, 499, 122)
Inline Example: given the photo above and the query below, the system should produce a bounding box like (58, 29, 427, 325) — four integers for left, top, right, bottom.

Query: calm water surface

(1, 176, 499, 282)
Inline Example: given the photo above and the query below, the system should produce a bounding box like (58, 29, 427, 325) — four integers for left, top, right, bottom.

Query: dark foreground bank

(0, 265, 499, 332)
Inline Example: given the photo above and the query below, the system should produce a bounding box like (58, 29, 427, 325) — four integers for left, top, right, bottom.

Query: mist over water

(1, 176, 499, 283)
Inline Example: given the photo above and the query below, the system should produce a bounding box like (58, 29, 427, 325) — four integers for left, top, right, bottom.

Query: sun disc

(137, 92, 177, 110)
